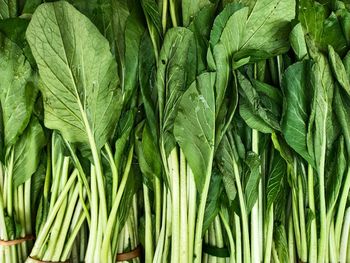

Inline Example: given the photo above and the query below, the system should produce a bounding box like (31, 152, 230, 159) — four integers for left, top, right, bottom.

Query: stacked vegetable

(1, 0, 350, 262)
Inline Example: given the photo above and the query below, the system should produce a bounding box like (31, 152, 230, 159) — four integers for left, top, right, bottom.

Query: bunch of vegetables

(1, 0, 350, 262)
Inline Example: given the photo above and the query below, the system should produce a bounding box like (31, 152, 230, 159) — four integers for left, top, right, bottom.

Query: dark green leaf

(281, 61, 314, 165)
(244, 151, 260, 213)
(13, 117, 46, 187)
(0, 34, 36, 147)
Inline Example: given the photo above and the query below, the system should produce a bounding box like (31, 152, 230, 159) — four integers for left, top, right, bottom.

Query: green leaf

(182, 0, 212, 26)
(281, 61, 314, 165)
(290, 23, 308, 60)
(26, 1, 122, 150)
(141, 0, 162, 37)
(138, 32, 157, 141)
(328, 45, 350, 96)
(209, 3, 244, 48)
(216, 133, 238, 202)
(299, 0, 348, 55)
(214, 7, 247, 112)
(274, 224, 289, 262)
(122, 11, 145, 105)
(239, 100, 273, 133)
(0, 0, 17, 19)
(22, 0, 42, 14)
(174, 72, 215, 192)
(189, 4, 217, 73)
(334, 86, 350, 154)
(13, 117, 46, 188)
(266, 150, 286, 209)
(203, 170, 223, 233)
(0, 34, 36, 147)
(135, 123, 162, 188)
(244, 151, 260, 213)
(238, 72, 280, 132)
(311, 52, 333, 173)
(156, 27, 196, 156)
(235, 0, 295, 60)
(326, 137, 346, 211)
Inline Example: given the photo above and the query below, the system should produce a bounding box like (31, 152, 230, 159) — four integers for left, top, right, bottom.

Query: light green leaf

(13, 117, 46, 188)
(290, 23, 308, 60)
(334, 86, 350, 154)
(174, 72, 215, 192)
(328, 45, 350, 96)
(182, 0, 212, 26)
(0, 34, 36, 147)
(209, 3, 244, 48)
(26, 1, 122, 150)
(236, 0, 295, 60)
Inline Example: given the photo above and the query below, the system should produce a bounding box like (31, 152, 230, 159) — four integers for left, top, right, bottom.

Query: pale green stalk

(180, 150, 188, 262)
(220, 211, 235, 263)
(263, 204, 274, 263)
(143, 185, 154, 262)
(339, 208, 350, 263)
(308, 165, 317, 262)
(187, 166, 196, 262)
(250, 129, 260, 263)
(169, 148, 180, 263)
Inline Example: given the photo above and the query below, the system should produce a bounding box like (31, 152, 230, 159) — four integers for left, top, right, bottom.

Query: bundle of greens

(1, 0, 350, 262)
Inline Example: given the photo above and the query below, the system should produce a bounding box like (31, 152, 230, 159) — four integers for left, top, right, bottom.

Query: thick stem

(233, 160, 250, 263)
(100, 147, 133, 262)
(155, 177, 162, 242)
(187, 165, 196, 262)
(143, 184, 154, 262)
(169, 148, 180, 263)
(153, 189, 167, 263)
(339, 208, 350, 263)
(335, 168, 350, 247)
(193, 150, 214, 263)
(263, 204, 274, 263)
(179, 150, 188, 262)
(220, 211, 236, 263)
(308, 165, 317, 262)
(288, 214, 295, 263)
(169, 0, 178, 27)
(30, 171, 78, 257)
(234, 214, 242, 263)
(250, 129, 260, 263)
(85, 166, 98, 263)
(297, 175, 307, 261)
